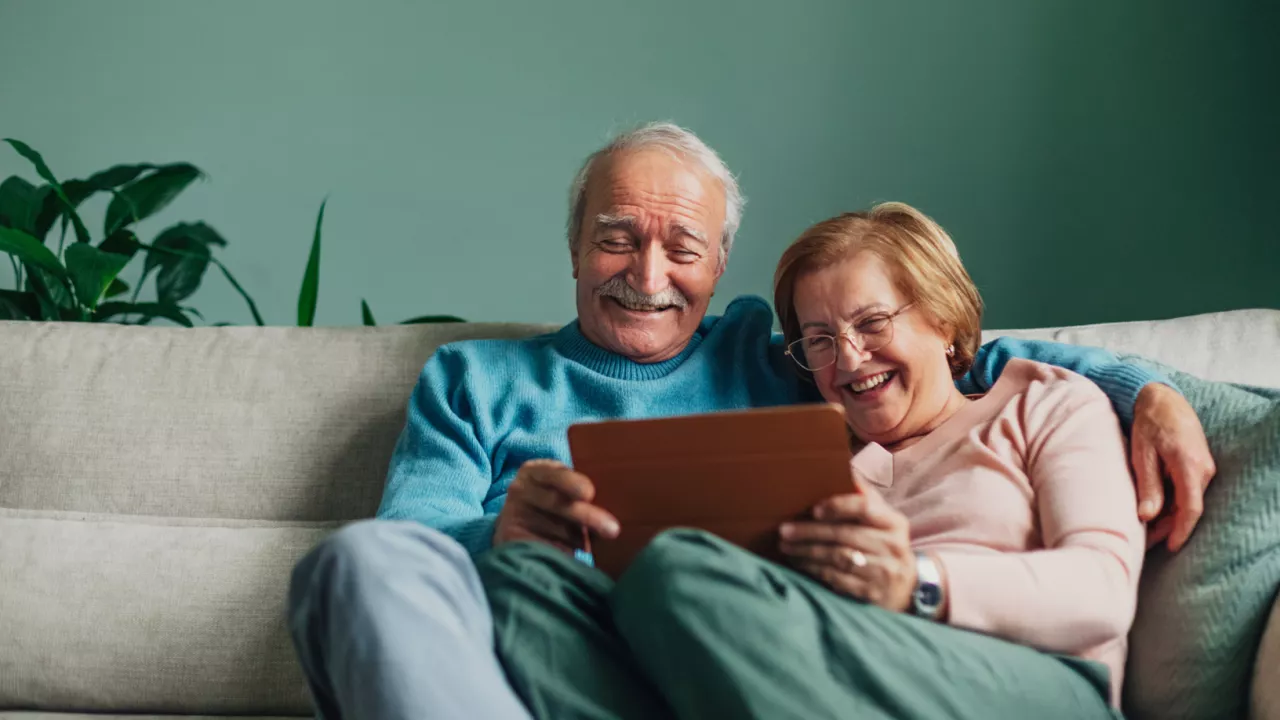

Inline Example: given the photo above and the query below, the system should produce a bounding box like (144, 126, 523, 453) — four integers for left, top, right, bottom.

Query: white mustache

(595, 276, 690, 311)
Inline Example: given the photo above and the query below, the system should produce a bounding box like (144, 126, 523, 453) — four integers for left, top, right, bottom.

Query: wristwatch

(911, 552, 945, 621)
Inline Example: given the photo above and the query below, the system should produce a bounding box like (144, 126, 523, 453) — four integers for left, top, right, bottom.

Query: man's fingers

(569, 501, 620, 539)
(1146, 515, 1175, 550)
(519, 483, 619, 538)
(1131, 434, 1164, 522)
(518, 506, 582, 547)
(1167, 469, 1206, 553)
(1163, 441, 1215, 552)
(523, 462, 596, 502)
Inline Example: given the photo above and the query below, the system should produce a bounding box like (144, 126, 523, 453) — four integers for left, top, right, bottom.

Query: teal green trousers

(476, 529, 1119, 720)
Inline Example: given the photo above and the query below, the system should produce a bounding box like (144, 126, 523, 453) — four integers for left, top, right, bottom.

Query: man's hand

(493, 459, 620, 553)
(1131, 383, 1216, 552)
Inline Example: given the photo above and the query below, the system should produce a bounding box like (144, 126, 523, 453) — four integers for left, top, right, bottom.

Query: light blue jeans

(288, 520, 532, 720)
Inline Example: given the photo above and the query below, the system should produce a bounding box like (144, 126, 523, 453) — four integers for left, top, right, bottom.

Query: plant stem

(57, 216, 68, 257)
(211, 258, 265, 326)
(8, 256, 19, 289)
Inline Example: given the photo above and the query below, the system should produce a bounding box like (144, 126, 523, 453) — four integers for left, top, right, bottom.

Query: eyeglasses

(785, 304, 914, 372)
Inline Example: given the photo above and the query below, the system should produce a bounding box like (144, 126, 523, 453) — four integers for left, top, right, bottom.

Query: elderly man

(288, 122, 1214, 720)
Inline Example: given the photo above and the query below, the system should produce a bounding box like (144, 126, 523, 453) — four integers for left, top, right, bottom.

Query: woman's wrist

(909, 552, 948, 621)
(931, 552, 950, 622)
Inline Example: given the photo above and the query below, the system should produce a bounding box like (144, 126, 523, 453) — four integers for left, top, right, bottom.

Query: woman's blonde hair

(773, 202, 983, 378)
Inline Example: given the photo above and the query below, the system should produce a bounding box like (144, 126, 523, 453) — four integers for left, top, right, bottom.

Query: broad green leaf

(143, 224, 221, 303)
(0, 226, 66, 278)
(105, 278, 130, 299)
(3, 139, 91, 244)
(0, 289, 39, 319)
(35, 293, 61, 320)
(65, 244, 131, 310)
(30, 180, 92, 241)
(154, 236, 211, 303)
(61, 179, 96, 206)
(401, 315, 467, 324)
(152, 221, 227, 250)
(86, 163, 158, 189)
(31, 185, 60, 240)
(297, 199, 325, 327)
(25, 265, 75, 311)
(361, 298, 376, 326)
(137, 234, 185, 299)
(0, 296, 25, 320)
(0, 176, 41, 234)
(103, 163, 202, 235)
(30, 166, 156, 240)
(95, 301, 193, 327)
(99, 229, 140, 260)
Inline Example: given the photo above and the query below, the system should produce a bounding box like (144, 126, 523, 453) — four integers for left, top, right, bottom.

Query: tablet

(567, 403, 855, 577)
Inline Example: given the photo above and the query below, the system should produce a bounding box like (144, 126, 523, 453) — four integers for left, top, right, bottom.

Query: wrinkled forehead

(587, 149, 727, 233)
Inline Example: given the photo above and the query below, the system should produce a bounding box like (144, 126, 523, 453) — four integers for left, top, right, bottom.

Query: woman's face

(792, 251, 957, 446)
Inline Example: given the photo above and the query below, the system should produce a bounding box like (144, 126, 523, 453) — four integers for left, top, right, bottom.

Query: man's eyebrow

(595, 213, 639, 232)
(670, 221, 708, 246)
(800, 321, 830, 331)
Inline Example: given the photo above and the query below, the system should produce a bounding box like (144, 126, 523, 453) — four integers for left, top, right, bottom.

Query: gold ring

(848, 549, 868, 569)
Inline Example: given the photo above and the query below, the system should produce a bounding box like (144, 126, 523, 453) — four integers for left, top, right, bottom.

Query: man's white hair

(567, 121, 745, 266)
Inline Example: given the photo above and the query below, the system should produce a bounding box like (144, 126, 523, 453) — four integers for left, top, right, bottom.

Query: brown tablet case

(568, 404, 855, 577)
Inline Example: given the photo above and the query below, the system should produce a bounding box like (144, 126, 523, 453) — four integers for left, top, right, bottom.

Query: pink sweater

(850, 359, 1144, 704)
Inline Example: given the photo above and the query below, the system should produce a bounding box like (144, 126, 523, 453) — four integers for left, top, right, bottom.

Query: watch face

(915, 584, 941, 608)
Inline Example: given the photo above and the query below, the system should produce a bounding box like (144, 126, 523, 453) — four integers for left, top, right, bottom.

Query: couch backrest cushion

(984, 308, 1280, 388)
(0, 321, 554, 521)
(3, 309, 1276, 523)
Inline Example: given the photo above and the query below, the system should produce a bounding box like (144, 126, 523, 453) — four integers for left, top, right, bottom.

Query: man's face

(572, 149, 727, 363)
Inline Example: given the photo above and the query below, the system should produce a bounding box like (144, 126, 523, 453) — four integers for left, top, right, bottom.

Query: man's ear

(571, 244, 580, 279)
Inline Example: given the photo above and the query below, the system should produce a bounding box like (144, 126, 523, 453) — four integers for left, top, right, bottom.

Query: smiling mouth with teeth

(610, 297, 675, 312)
(847, 371, 895, 395)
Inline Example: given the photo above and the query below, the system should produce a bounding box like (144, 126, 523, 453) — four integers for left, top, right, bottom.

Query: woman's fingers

(795, 560, 871, 600)
(780, 541, 878, 572)
(811, 486, 901, 530)
(779, 521, 897, 551)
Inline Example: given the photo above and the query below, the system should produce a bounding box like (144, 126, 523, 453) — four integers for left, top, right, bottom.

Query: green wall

(1, 1, 1275, 329)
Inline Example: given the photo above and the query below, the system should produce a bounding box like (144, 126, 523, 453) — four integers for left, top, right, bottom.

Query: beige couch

(1, 308, 1278, 719)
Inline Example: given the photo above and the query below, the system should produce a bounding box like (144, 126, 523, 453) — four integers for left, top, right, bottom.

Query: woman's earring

(946, 344, 955, 358)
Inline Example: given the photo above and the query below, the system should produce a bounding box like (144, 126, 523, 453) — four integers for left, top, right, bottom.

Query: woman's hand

(779, 481, 916, 612)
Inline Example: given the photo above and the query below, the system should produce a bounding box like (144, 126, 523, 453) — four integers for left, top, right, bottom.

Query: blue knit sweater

(377, 295, 1165, 555)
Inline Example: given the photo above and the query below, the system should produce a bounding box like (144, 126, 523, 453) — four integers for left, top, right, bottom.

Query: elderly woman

(477, 203, 1141, 719)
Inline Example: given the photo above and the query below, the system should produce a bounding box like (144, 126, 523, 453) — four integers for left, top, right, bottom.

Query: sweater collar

(553, 320, 706, 380)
